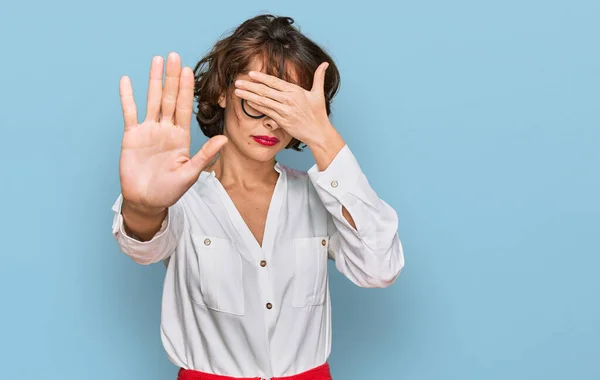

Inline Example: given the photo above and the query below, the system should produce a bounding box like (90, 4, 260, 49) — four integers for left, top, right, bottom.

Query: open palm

(119, 53, 227, 211)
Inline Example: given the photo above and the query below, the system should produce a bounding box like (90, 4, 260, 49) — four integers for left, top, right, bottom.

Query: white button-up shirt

(111, 144, 404, 378)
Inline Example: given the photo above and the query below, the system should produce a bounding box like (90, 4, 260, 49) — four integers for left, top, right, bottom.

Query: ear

(218, 92, 227, 108)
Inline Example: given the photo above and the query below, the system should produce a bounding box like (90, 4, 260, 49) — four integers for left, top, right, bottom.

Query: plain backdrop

(1, 1, 599, 379)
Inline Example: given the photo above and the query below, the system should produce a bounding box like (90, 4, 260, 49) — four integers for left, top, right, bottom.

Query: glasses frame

(241, 98, 265, 119)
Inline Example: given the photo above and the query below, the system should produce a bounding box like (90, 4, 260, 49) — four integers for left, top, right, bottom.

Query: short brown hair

(193, 14, 341, 151)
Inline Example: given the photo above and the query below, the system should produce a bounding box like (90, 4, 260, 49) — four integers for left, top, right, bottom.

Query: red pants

(177, 362, 332, 380)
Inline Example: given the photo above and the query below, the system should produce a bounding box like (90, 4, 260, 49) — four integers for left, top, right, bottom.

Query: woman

(112, 14, 404, 380)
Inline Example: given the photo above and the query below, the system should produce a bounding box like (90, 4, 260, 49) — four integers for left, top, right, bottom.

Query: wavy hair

(193, 14, 341, 151)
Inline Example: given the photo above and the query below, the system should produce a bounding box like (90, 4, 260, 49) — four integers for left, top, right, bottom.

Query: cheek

(224, 104, 248, 133)
(224, 117, 261, 148)
(281, 128, 294, 142)
(279, 135, 295, 150)
(282, 134, 294, 146)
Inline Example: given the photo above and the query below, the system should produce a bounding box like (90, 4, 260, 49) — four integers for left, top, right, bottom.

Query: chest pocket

(187, 235, 244, 316)
(292, 236, 329, 308)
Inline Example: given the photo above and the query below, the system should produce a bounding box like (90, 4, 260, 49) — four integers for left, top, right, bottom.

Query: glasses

(241, 99, 265, 119)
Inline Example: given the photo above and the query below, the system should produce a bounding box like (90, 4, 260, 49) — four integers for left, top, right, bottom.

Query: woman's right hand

(118, 53, 227, 215)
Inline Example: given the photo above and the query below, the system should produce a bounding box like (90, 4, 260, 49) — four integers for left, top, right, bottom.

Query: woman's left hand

(233, 62, 335, 147)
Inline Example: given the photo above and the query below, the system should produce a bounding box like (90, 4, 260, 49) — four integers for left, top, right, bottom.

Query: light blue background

(1, 0, 598, 379)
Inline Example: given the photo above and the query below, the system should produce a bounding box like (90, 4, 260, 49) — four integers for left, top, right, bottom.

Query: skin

(118, 52, 355, 243)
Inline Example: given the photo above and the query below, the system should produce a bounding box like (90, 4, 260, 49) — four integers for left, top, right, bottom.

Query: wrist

(306, 124, 346, 171)
(305, 122, 343, 152)
(121, 200, 167, 241)
(122, 199, 166, 218)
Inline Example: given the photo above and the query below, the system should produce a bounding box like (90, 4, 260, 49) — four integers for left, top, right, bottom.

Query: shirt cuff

(307, 144, 363, 202)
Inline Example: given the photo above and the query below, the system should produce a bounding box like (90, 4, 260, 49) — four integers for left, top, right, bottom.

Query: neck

(206, 143, 279, 190)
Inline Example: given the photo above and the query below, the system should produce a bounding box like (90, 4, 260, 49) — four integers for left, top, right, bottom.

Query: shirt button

(321, 239, 327, 246)
(330, 180, 338, 188)
(260, 260, 267, 267)
(204, 238, 211, 246)
(266, 302, 273, 309)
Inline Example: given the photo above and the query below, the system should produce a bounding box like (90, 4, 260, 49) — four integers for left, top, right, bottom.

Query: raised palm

(119, 53, 227, 211)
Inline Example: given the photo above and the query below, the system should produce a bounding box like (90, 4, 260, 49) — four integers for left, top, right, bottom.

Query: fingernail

(235, 80, 243, 87)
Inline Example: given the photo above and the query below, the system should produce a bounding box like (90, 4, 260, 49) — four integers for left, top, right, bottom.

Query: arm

(111, 194, 184, 265)
(121, 200, 167, 242)
(112, 53, 227, 265)
(308, 125, 357, 229)
(307, 139, 405, 288)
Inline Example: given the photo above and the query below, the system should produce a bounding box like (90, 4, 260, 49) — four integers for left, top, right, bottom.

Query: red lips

(252, 135, 279, 146)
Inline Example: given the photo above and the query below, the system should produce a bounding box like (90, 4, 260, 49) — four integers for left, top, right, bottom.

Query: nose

(262, 117, 280, 130)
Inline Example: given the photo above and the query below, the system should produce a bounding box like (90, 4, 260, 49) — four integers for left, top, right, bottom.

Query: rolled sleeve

(111, 194, 184, 265)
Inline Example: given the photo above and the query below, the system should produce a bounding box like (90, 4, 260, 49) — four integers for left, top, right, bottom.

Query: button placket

(257, 259, 273, 311)
(256, 257, 276, 326)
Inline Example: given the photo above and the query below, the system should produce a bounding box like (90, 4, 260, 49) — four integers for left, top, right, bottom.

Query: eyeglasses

(241, 99, 265, 119)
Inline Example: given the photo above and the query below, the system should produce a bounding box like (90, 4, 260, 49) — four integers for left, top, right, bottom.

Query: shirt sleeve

(307, 145, 405, 288)
(111, 194, 185, 265)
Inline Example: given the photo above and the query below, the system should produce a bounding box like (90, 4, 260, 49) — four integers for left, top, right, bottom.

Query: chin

(243, 145, 283, 162)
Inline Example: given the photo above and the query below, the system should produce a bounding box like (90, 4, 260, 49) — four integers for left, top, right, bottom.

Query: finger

(189, 135, 229, 171)
(119, 76, 138, 131)
(235, 79, 287, 103)
(175, 66, 195, 131)
(245, 100, 284, 122)
(311, 62, 329, 94)
(160, 52, 182, 124)
(234, 88, 286, 114)
(248, 70, 295, 92)
(145, 56, 164, 122)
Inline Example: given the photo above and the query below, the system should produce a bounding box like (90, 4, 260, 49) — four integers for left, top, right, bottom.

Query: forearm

(307, 124, 356, 229)
(307, 144, 404, 287)
(306, 123, 346, 172)
(121, 199, 167, 241)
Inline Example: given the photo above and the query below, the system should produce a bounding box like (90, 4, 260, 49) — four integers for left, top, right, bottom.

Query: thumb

(189, 135, 228, 172)
(311, 62, 329, 94)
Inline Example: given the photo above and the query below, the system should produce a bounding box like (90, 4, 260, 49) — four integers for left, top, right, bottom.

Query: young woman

(112, 14, 404, 380)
